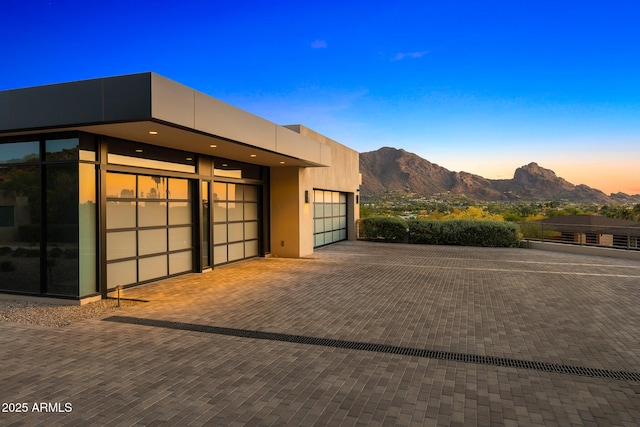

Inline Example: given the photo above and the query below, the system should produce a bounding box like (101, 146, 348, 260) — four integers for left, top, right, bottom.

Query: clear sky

(2, 0, 639, 195)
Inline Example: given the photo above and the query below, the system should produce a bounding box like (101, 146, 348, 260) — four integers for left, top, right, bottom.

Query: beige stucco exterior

(270, 125, 361, 257)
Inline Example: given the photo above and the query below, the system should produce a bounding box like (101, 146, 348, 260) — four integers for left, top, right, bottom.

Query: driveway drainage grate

(103, 316, 640, 382)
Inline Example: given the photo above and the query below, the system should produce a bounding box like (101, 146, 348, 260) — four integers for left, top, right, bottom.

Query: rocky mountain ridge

(360, 147, 640, 203)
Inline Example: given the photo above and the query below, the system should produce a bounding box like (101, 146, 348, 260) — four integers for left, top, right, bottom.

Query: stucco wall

(271, 125, 360, 257)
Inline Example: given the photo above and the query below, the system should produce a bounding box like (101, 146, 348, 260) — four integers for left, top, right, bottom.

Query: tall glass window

(0, 164, 40, 293)
(202, 181, 211, 268)
(45, 164, 79, 296)
(0, 135, 97, 297)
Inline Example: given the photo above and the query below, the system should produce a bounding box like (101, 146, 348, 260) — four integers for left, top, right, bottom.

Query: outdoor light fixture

(305, 190, 309, 203)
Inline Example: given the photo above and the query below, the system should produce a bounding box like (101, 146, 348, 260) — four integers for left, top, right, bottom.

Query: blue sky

(2, 0, 639, 195)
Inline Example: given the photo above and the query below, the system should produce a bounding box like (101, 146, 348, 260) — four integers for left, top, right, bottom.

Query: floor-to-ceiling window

(0, 135, 97, 297)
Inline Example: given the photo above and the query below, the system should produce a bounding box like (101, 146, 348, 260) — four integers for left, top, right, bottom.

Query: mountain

(360, 147, 640, 203)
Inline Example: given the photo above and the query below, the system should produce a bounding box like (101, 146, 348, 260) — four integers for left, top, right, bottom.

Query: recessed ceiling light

(186, 157, 193, 161)
(210, 144, 217, 148)
(149, 131, 158, 135)
(135, 149, 143, 153)
(279, 161, 285, 164)
(250, 154, 257, 158)
(222, 164, 228, 167)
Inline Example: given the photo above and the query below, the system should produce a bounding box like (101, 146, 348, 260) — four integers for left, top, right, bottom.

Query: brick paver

(1, 241, 639, 425)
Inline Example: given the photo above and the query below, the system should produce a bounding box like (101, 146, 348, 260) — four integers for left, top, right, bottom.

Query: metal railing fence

(519, 221, 640, 251)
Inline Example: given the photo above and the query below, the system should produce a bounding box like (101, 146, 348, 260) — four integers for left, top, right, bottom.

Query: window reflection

(0, 165, 40, 293)
(46, 138, 78, 161)
(106, 173, 136, 199)
(0, 141, 39, 164)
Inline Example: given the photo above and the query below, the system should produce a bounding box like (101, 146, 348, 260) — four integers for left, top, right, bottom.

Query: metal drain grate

(103, 316, 640, 382)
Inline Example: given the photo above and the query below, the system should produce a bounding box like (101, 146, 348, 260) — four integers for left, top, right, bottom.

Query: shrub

(408, 219, 521, 247)
(12, 247, 40, 258)
(358, 216, 408, 242)
(49, 247, 64, 258)
(0, 247, 12, 256)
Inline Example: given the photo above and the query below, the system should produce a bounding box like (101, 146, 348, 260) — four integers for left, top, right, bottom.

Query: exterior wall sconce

(304, 190, 310, 203)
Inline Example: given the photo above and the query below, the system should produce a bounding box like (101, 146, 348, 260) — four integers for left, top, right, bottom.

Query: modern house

(0, 73, 361, 302)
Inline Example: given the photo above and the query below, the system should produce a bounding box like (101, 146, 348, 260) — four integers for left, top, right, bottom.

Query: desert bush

(408, 219, 521, 247)
(358, 216, 408, 242)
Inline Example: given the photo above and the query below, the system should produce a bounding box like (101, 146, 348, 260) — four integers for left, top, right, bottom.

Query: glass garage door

(105, 173, 193, 288)
(314, 190, 347, 247)
(212, 182, 259, 265)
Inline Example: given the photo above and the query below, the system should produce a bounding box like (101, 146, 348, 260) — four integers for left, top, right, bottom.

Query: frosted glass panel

(139, 255, 167, 281)
(333, 230, 340, 241)
(79, 163, 97, 297)
(169, 178, 189, 199)
(228, 203, 243, 221)
(107, 260, 137, 288)
(332, 204, 340, 216)
(169, 202, 191, 225)
(244, 221, 258, 240)
(214, 246, 227, 265)
(169, 251, 192, 274)
(107, 231, 136, 260)
(315, 234, 324, 246)
(340, 204, 347, 215)
(339, 229, 347, 240)
(228, 242, 244, 261)
(315, 218, 324, 233)
(244, 186, 257, 201)
(213, 182, 226, 200)
(333, 217, 340, 229)
(244, 203, 258, 221)
(106, 173, 135, 198)
(332, 192, 340, 203)
(339, 217, 346, 228)
(324, 218, 332, 230)
(138, 229, 167, 256)
(213, 201, 227, 222)
(169, 227, 192, 251)
(339, 193, 346, 203)
(228, 223, 244, 242)
(324, 204, 332, 216)
(138, 201, 167, 227)
(106, 201, 135, 229)
(245, 240, 258, 257)
(139, 175, 167, 199)
(229, 184, 242, 200)
(213, 224, 227, 244)
(314, 190, 323, 203)
(324, 232, 334, 244)
(314, 204, 324, 217)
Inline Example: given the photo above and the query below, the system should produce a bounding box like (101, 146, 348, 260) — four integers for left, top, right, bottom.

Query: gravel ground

(0, 299, 143, 327)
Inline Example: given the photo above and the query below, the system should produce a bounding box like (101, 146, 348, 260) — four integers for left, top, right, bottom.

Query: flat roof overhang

(0, 73, 332, 168)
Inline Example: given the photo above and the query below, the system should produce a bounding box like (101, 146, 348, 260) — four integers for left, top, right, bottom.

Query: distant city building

(0, 73, 361, 301)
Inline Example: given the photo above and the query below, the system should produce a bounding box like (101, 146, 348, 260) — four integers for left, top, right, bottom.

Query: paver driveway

(1, 241, 639, 426)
